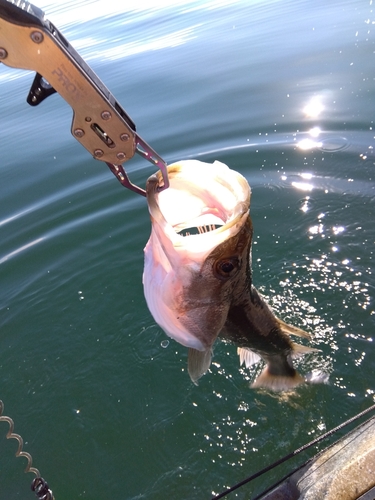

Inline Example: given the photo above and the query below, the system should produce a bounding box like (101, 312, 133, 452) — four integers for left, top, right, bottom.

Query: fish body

(143, 160, 318, 391)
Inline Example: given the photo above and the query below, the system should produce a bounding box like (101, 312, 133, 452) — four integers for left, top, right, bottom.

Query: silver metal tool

(0, 0, 169, 196)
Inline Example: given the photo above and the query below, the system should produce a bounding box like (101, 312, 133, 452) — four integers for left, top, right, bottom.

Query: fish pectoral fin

(188, 348, 212, 385)
(291, 342, 321, 359)
(277, 318, 312, 340)
(251, 367, 305, 392)
(237, 347, 261, 368)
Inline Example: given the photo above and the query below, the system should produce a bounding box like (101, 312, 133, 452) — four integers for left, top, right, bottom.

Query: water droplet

(161, 340, 169, 348)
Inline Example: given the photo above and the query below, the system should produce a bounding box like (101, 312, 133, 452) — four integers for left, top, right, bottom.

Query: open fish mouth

(145, 159, 251, 263)
(177, 224, 223, 237)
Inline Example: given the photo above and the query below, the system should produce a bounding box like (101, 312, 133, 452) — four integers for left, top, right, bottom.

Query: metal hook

(135, 134, 169, 193)
(106, 134, 169, 196)
(106, 135, 170, 197)
(106, 162, 147, 196)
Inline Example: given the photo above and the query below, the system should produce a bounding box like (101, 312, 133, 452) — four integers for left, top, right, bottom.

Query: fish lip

(145, 160, 251, 251)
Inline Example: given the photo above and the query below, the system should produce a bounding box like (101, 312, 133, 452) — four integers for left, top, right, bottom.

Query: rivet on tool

(116, 152, 126, 161)
(74, 128, 85, 138)
(0, 48, 8, 59)
(120, 133, 130, 142)
(30, 31, 44, 43)
(101, 111, 111, 120)
(94, 149, 104, 158)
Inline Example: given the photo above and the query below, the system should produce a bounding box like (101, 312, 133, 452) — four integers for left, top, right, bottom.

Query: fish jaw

(145, 160, 250, 269)
(143, 159, 251, 352)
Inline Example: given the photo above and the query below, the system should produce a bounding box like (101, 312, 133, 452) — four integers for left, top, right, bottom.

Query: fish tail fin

(188, 348, 212, 385)
(251, 367, 305, 392)
(251, 343, 320, 391)
(277, 318, 312, 340)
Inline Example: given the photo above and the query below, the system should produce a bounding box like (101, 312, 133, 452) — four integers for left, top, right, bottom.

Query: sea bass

(143, 160, 319, 391)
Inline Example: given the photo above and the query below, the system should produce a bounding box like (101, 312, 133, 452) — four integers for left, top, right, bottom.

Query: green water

(0, 0, 374, 498)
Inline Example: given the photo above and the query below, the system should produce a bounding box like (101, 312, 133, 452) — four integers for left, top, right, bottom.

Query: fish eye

(221, 261, 235, 273)
(214, 257, 240, 279)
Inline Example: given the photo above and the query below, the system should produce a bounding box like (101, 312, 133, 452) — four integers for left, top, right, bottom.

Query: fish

(143, 159, 319, 391)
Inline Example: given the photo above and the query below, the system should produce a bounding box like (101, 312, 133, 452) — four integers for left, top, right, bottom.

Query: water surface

(0, 0, 374, 498)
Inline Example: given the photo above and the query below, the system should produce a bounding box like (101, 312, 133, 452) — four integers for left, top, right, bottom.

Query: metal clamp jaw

(0, 0, 169, 196)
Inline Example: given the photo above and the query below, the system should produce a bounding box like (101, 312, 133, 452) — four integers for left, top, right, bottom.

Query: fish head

(143, 159, 252, 352)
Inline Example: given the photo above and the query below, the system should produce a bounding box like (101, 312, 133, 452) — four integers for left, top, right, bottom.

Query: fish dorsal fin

(237, 347, 261, 368)
(188, 348, 212, 385)
(277, 318, 312, 340)
(291, 342, 321, 359)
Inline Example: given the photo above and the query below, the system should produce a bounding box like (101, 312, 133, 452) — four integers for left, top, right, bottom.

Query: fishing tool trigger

(27, 72, 57, 106)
